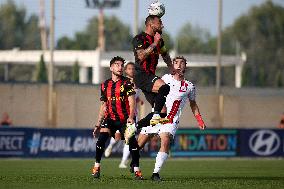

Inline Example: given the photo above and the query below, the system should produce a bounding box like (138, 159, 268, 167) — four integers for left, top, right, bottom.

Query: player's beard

(113, 71, 123, 77)
(152, 26, 163, 34)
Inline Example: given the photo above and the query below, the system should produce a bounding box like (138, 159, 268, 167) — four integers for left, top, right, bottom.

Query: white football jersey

(162, 74, 196, 124)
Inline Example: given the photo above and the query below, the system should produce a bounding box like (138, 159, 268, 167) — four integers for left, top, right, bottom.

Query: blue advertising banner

(0, 127, 151, 158)
(239, 129, 284, 157)
(0, 127, 283, 158)
(0, 127, 96, 157)
(149, 129, 238, 157)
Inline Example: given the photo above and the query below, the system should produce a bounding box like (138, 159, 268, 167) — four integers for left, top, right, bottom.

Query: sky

(1, 0, 284, 40)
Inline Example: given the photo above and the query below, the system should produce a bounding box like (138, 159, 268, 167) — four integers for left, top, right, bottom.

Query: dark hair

(145, 15, 160, 25)
(124, 62, 135, 70)
(173, 56, 187, 64)
(110, 56, 125, 67)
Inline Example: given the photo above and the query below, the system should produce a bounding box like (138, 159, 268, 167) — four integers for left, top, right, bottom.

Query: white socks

(108, 137, 116, 147)
(95, 162, 100, 167)
(134, 167, 140, 172)
(153, 152, 168, 173)
(121, 144, 130, 163)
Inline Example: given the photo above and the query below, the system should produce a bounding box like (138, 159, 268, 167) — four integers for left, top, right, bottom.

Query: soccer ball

(148, 1, 165, 18)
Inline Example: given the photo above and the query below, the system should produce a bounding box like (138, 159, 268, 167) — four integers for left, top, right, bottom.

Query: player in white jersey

(136, 56, 206, 181)
(104, 62, 144, 168)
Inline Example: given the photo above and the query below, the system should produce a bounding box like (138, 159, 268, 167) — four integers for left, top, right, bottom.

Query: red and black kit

(100, 76, 135, 123)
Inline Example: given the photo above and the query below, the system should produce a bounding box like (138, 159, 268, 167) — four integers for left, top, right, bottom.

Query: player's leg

(151, 132, 171, 181)
(104, 131, 120, 157)
(151, 79, 170, 125)
(92, 127, 111, 178)
(119, 144, 130, 168)
(121, 123, 143, 179)
(128, 132, 150, 172)
(128, 135, 143, 179)
(134, 72, 169, 125)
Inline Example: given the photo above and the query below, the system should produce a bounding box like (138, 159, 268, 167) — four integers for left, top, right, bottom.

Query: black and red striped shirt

(132, 32, 165, 75)
(100, 76, 136, 123)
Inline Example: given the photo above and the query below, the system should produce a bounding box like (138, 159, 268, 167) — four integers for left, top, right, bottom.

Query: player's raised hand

(154, 32, 161, 43)
(195, 114, 206, 130)
(199, 123, 206, 130)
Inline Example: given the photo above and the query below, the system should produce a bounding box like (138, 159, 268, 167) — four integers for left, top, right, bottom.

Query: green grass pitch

(0, 158, 283, 189)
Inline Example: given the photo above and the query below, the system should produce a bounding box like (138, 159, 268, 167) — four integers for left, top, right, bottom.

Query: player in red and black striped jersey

(91, 56, 143, 180)
(132, 15, 173, 126)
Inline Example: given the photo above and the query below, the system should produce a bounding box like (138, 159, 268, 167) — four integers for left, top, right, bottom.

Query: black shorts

(101, 118, 127, 140)
(134, 70, 160, 107)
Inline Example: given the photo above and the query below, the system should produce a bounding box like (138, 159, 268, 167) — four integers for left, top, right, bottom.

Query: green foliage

(0, 0, 41, 50)
(57, 16, 132, 51)
(72, 61, 80, 83)
(35, 54, 47, 83)
(222, 1, 284, 87)
(176, 23, 215, 54)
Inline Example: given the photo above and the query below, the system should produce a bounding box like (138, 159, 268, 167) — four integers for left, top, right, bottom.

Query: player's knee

(96, 132, 109, 149)
(158, 84, 170, 96)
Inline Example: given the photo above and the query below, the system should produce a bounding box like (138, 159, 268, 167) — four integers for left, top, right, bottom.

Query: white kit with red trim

(140, 74, 196, 137)
(162, 74, 196, 124)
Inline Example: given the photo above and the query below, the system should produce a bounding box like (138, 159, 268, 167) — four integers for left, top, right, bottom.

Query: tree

(222, 1, 284, 87)
(0, 0, 41, 50)
(35, 54, 47, 83)
(176, 23, 215, 54)
(72, 60, 80, 83)
(57, 16, 132, 51)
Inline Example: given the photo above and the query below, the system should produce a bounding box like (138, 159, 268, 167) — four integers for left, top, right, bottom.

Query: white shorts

(140, 123, 178, 137)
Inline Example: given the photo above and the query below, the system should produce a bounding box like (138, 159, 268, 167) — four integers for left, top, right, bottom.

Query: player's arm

(160, 39, 173, 71)
(95, 101, 106, 127)
(161, 52, 173, 72)
(128, 95, 136, 124)
(126, 82, 136, 124)
(189, 100, 206, 130)
(188, 85, 206, 130)
(93, 101, 106, 137)
(93, 83, 107, 137)
(133, 33, 161, 62)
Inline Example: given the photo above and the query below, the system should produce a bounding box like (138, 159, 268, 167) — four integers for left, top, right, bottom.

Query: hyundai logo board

(240, 129, 284, 157)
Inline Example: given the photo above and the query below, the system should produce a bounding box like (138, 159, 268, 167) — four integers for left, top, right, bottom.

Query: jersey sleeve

(100, 83, 107, 102)
(188, 83, 196, 101)
(132, 35, 144, 51)
(125, 80, 136, 96)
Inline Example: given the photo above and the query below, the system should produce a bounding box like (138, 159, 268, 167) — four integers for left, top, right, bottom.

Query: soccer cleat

(125, 123, 137, 144)
(150, 114, 161, 126)
(151, 173, 161, 181)
(159, 117, 171, 124)
(92, 166, 100, 179)
(104, 146, 112, 157)
(134, 170, 143, 180)
(119, 162, 127, 169)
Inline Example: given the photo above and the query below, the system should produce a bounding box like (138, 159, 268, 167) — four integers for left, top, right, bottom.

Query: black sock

(95, 132, 109, 163)
(128, 136, 140, 168)
(154, 84, 170, 113)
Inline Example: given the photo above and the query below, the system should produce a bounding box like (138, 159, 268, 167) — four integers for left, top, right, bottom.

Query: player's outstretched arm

(161, 52, 173, 72)
(189, 100, 206, 130)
